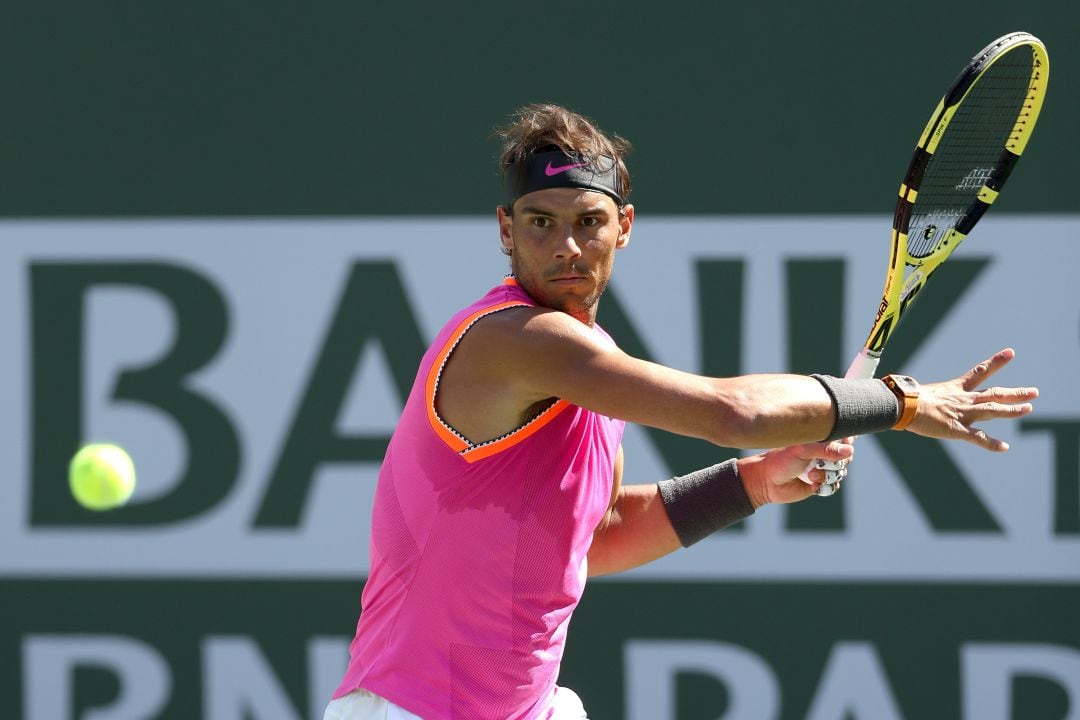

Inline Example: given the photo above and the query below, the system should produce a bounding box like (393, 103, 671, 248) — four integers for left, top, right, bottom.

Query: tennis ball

(69, 443, 136, 511)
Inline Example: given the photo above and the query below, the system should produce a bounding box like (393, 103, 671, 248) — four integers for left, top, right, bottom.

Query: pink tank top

(333, 278, 626, 719)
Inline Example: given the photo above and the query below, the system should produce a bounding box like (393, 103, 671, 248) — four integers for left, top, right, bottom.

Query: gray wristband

(811, 374, 900, 441)
(657, 459, 755, 547)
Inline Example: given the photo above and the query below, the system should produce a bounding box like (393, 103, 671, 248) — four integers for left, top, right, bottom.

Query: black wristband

(811, 374, 901, 441)
(657, 459, 755, 548)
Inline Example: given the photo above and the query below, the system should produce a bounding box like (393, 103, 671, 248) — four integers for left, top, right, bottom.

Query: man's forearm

(705, 374, 835, 448)
(586, 485, 682, 577)
(587, 459, 758, 576)
(705, 373, 900, 448)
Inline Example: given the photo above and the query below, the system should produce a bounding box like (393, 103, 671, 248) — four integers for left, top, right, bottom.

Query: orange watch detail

(883, 374, 920, 430)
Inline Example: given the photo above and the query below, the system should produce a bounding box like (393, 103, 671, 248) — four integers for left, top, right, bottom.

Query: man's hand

(909, 348, 1037, 451)
(738, 439, 855, 509)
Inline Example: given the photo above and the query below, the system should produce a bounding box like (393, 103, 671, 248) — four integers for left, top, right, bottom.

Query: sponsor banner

(1, 217, 1078, 580)
(5, 580, 1079, 719)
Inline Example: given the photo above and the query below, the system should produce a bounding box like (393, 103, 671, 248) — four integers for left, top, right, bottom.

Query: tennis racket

(804, 31, 1050, 497)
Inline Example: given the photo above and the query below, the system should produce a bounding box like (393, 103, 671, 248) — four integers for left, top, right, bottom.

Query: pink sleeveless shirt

(333, 278, 626, 719)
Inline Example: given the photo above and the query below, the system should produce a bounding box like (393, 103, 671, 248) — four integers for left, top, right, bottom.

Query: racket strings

(907, 50, 1035, 259)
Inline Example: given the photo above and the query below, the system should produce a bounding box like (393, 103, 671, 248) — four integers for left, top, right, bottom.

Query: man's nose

(553, 233, 582, 259)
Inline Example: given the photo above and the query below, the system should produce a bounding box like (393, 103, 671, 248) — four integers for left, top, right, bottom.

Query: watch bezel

(884, 374, 920, 397)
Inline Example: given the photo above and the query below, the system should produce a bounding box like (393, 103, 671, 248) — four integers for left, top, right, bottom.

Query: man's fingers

(826, 440, 854, 459)
(976, 385, 1040, 404)
(961, 348, 1015, 391)
(964, 426, 1010, 452)
(800, 440, 854, 463)
(965, 402, 1034, 423)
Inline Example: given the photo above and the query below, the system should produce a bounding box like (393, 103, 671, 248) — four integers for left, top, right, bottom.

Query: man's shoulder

(468, 305, 611, 363)
(468, 301, 565, 339)
(448, 280, 533, 321)
(443, 280, 616, 361)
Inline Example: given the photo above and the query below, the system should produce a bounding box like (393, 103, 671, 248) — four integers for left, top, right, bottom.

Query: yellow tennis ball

(69, 443, 136, 511)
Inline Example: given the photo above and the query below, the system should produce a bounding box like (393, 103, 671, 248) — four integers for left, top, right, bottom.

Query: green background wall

(3, 1, 1077, 216)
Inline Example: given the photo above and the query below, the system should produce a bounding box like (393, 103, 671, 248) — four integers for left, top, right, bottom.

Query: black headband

(504, 150, 624, 207)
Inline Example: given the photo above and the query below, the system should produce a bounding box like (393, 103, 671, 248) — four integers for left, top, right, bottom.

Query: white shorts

(323, 689, 422, 720)
(323, 687, 589, 719)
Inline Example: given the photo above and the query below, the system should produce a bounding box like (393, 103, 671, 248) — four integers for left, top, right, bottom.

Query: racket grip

(797, 348, 882, 492)
(798, 458, 846, 487)
(845, 348, 882, 380)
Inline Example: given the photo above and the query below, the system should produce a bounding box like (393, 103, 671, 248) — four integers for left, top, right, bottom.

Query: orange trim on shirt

(425, 296, 573, 464)
(460, 399, 572, 463)
(425, 301, 530, 455)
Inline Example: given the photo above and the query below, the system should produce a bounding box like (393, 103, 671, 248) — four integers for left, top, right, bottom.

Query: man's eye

(581, 217, 599, 227)
(532, 217, 552, 228)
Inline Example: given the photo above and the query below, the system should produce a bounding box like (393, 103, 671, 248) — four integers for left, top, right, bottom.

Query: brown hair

(495, 104, 632, 209)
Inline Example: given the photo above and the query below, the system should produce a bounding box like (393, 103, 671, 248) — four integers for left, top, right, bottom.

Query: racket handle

(798, 457, 848, 489)
(844, 347, 882, 380)
(798, 348, 882, 494)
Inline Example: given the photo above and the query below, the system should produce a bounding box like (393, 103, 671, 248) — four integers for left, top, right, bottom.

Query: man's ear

(497, 205, 513, 253)
(616, 204, 634, 249)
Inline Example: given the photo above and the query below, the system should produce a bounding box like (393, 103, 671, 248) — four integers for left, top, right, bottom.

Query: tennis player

(324, 104, 1037, 720)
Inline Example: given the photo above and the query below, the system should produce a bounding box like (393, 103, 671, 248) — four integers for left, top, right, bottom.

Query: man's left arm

(587, 441, 854, 577)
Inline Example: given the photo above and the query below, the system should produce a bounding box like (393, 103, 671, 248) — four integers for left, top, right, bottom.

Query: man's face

(498, 187, 633, 325)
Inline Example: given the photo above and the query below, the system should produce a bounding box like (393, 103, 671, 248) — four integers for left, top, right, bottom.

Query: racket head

(862, 32, 1049, 357)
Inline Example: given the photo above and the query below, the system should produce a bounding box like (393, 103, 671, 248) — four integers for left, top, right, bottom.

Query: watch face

(888, 374, 920, 395)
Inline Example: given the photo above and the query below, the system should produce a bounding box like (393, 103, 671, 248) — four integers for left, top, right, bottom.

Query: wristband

(810, 374, 901, 441)
(657, 459, 755, 547)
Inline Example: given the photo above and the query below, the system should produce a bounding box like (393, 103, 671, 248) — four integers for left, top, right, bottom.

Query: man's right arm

(473, 306, 834, 449)
(477, 306, 1036, 452)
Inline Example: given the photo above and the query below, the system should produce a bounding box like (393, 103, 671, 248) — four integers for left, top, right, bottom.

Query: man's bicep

(504, 312, 732, 437)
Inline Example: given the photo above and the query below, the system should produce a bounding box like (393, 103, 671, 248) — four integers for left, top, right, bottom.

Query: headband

(504, 150, 624, 207)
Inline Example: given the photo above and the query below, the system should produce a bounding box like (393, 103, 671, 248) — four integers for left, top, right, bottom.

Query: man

(325, 104, 1037, 719)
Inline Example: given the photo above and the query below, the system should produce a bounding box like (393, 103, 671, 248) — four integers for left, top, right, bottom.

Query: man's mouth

(547, 268, 590, 283)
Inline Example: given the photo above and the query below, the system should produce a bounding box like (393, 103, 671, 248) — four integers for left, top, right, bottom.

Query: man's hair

(495, 104, 632, 209)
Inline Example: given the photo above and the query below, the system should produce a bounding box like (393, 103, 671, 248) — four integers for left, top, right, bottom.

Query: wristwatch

(882, 374, 920, 430)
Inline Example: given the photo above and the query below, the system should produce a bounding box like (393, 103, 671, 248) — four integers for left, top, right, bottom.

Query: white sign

(2, 216, 1077, 580)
